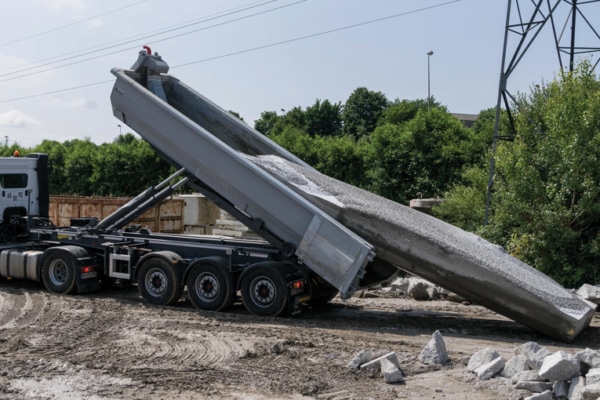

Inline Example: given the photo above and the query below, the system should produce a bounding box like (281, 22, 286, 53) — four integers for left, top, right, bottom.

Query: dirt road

(0, 280, 598, 399)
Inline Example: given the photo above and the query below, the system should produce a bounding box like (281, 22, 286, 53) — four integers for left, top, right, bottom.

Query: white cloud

(53, 98, 98, 109)
(34, 0, 85, 11)
(0, 110, 41, 127)
(0, 54, 29, 70)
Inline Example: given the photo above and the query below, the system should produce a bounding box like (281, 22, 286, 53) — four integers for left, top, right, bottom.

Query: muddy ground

(0, 280, 598, 400)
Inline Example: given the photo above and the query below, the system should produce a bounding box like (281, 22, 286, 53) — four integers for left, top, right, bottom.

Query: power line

(0, 80, 112, 104)
(0, 0, 280, 75)
(174, 0, 463, 69)
(0, 0, 299, 83)
(0, 0, 151, 48)
(0, 0, 463, 104)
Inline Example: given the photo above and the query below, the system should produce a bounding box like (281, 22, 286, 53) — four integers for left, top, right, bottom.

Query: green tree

(254, 111, 279, 135)
(91, 134, 171, 196)
(364, 107, 475, 204)
(304, 99, 342, 137)
(62, 138, 98, 195)
(378, 99, 429, 126)
(342, 87, 389, 139)
(486, 62, 600, 287)
(32, 140, 69, 194)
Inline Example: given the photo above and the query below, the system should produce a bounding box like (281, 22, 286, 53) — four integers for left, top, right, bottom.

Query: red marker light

(81, 266, 93, 274)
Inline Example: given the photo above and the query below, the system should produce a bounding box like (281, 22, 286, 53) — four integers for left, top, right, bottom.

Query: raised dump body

(110, 50, 595, 341)
(110, 52, 379, 301)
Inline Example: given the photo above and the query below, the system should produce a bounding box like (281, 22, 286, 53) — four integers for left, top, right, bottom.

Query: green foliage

(342, 87, 389, 139)
(364, 107, 477, 204)
(378, 99, 429, 126)
(304, 99, 342, 137)
(486, 62, 600, 287)
(432, 166, 488, 232)
(254, 111, 279, 135)
(29, 134, 172, 196)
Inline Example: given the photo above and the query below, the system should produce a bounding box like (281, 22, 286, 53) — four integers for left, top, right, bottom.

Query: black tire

(186, 263, 234, 311)
(241, 265, 288, 317)
(137, 258, 183, 306)
(41, 252, 78, 294)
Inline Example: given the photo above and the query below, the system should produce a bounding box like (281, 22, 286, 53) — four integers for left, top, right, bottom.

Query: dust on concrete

(1, 279, 598, 400)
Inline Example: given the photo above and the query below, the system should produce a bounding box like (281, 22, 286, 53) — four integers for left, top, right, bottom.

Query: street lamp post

(427, 51, 434, 111)
(118, 124, 122, 135)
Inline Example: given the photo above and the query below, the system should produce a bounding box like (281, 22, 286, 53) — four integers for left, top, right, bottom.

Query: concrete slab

(250, 155, 596, 341)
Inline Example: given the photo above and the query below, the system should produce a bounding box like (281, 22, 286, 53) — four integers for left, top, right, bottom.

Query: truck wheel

(137, 258, 182, 306)
(41, 252, 77, 294)
(186, 264, 234, 311)
(241, 265, 288, 317)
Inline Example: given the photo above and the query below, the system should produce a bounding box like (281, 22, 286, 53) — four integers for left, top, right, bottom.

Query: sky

(0, 0, 597, 148)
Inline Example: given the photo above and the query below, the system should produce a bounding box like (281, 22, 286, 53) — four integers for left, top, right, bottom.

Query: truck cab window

(0, 173, 28, 189)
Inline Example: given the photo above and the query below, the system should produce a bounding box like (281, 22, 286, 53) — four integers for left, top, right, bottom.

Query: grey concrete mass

(249, 155, 596, 342)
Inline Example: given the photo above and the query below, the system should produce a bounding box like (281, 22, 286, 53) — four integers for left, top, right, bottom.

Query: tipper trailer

(0, 48, 596, 341)
(0, 153, 338, 315)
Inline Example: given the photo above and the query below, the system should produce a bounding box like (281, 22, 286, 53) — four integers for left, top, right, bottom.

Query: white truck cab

(0, 153, 49, 228)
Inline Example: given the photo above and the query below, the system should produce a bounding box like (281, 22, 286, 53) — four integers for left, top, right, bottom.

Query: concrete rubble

(346, 335, 600, 397)
(250, 155, 596, 341)
(465, 342, 600, 399)
(418, 330, 448, 365)
(347, 351, 404, 384)
(576, 284, 600, 305)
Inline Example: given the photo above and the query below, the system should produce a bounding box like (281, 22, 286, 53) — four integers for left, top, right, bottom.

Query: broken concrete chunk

(380, 357, 404, 384)
(568, 376, 585, 400)
(418, 330, 448, 365)
(539, 350, 580, 381)
(553, 380, 570, 400)
(524, 390, 554, 400)
(467, 347, 500, 372)
(390, 278, 409, 293)
(474, 356, 505, 380)
(515, 380, 553, 393)
(576, 284, 600, 304)
(583, 383, 600, 400)
(347, 350, 374, 369)
(501, 354, 530, 378)
(515, 342, 543, 357)
(529, 347, 552, 370)
(409, 281, 432, 301)
(361, 351, 399, 370)
(446, 292, 467, 303)
(585, 368, 600, 386)
(512, 370, 543, 385)
(576, 348, 600, 369)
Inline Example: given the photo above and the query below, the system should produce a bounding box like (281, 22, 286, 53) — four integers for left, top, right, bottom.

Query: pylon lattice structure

(484, 0, 600, 224)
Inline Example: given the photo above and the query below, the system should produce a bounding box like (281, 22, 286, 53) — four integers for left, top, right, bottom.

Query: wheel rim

(48, 259, 69, 286)
(145, 268, 167, 297)
(250, 277, 276, 308)
(194, 272, 219, 302)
